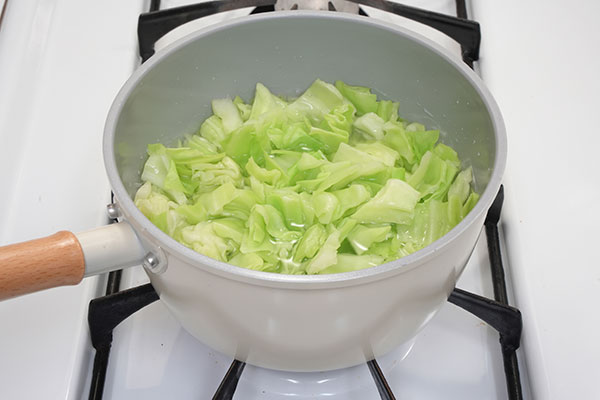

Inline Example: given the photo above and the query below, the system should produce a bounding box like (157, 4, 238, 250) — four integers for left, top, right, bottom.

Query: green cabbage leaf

(135, 80, 479, 274)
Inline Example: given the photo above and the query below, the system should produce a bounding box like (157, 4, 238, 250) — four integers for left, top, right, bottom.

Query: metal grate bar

(250, 4, 275, 13)
(347, 0, 480, 64)
(484, 186, 524, 400)
(367, 359, 396, 400)
(454, 0, 473, 66)
(87, 284, 160, 400)
(137, 0, 277, 62)
(137, 0, 479, 65)
(448, 287, 522, 352)
(212, 360, 247, 400)
(150, 0, 161, 12)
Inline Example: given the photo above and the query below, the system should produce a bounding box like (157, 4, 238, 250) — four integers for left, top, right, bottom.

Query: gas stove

(1, 1, 598, 399)
(1, 1, 522, 399)
(88, 4, 523, 399)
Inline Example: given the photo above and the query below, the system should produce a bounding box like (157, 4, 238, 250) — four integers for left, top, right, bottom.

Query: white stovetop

(471, 2, 600, 399)
(0, 0, 597, 399)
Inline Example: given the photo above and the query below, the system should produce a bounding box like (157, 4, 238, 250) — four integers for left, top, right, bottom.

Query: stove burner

(87, 2, 521, 399)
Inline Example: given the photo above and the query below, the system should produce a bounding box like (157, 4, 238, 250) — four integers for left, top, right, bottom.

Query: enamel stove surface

(0, 1, 540, 399)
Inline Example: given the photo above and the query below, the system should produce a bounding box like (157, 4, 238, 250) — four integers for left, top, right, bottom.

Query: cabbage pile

(134, 79, 478, 274)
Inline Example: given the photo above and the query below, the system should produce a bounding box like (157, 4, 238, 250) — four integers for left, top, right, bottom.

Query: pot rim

(103, 11, 506, 289)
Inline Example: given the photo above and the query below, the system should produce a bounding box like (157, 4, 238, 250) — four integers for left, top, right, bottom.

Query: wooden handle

(0, 231, 85, 300)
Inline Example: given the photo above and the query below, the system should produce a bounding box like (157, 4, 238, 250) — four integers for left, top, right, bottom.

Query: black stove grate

(485, 186, 523, 400)
(87, 2, 522, 399)
(137, 0, 480, 64)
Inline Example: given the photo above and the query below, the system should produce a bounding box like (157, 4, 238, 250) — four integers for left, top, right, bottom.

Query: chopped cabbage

(135, 79, 479, 274)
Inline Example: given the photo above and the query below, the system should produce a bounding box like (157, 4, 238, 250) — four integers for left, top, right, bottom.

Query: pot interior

(111, 12, 498, 204)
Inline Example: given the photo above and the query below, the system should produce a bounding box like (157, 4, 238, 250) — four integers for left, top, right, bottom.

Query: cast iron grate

(137, 0, 480, 65)
(87, 1, 521, 399)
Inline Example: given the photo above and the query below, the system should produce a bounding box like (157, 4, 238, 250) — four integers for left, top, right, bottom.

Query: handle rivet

(106, 203, 121, 220)
(142, 250, 167, 274)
